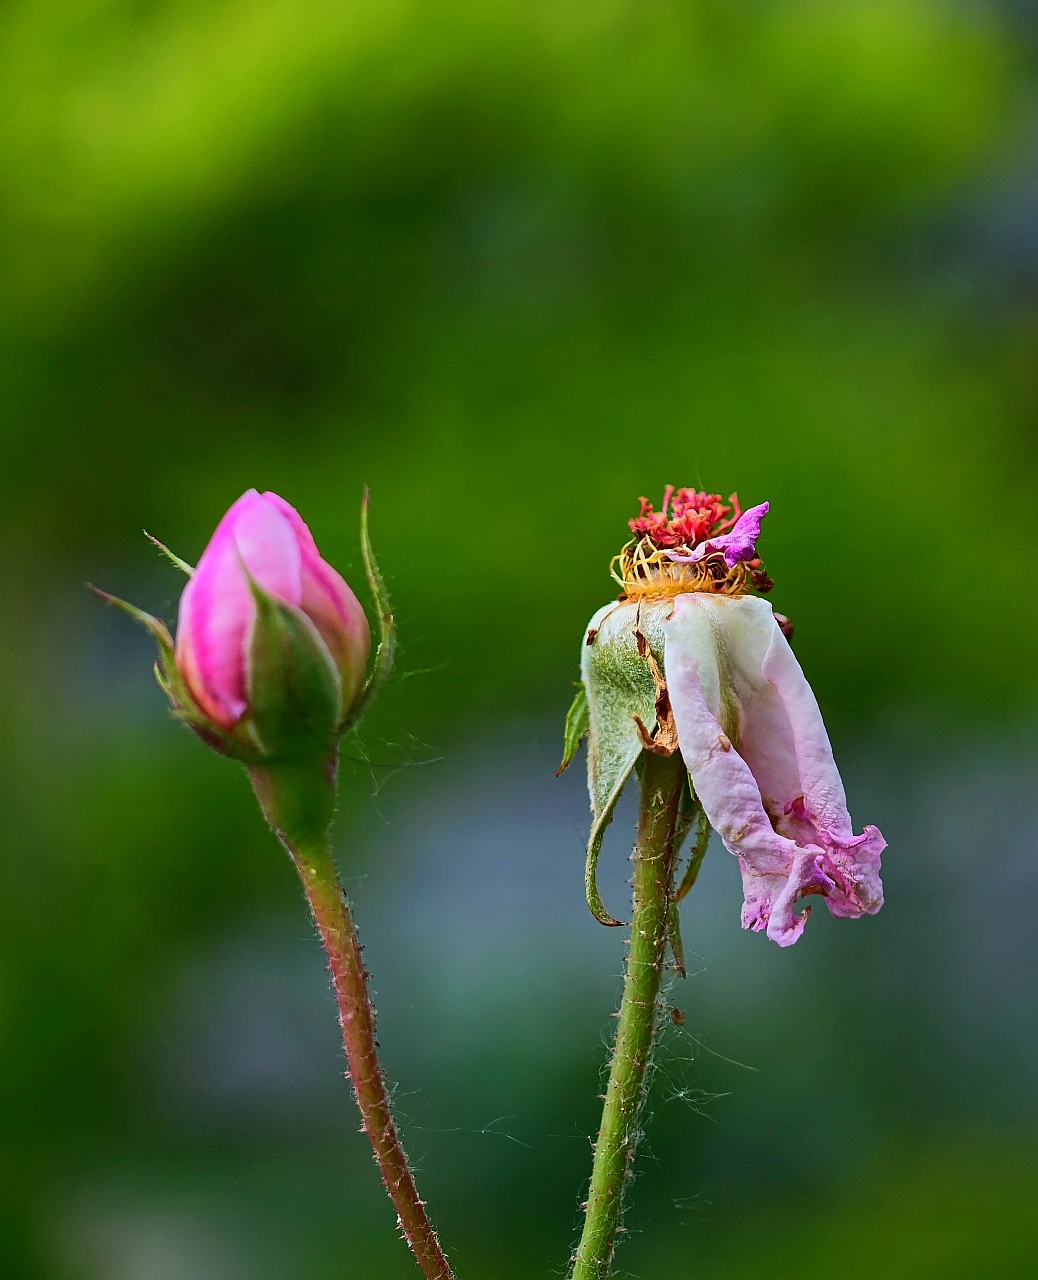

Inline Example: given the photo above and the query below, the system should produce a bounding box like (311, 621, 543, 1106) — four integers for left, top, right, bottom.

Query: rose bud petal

(175, 490, 370, 756)
(260, 491, 370, 710)
(176, 490, 302, 729)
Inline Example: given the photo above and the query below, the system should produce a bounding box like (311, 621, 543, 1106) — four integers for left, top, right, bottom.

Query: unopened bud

(96, 490, 371, 765)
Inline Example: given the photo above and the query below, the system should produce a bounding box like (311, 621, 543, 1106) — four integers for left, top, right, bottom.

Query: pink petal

(818, 826, 886, 919)
(760, 633, 850, 835)
(665, 501, 770, 568)
(664, 593, 885, 945)
(663, 615, 816, 945)
(259, 490, 322, 559)
(761, 631, 884, 915)
(261, 492, 370, 702)
(176, 490, 301, 728)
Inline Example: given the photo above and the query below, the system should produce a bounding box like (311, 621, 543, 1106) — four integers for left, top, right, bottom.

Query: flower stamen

(613, 486, 773, 600)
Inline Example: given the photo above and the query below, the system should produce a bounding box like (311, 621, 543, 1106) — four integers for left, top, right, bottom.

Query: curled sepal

(246, 576, 343, 762)
(556, 683, 589, 776)
(341, 488, 396, 735)
(580, 600, 671, 927)
(89, 586, 243, 756)
(675, 804, 711, 903)
(667, 781, 710, 978)
(672, 773, 699, 860)
(89, 587, 175, 662)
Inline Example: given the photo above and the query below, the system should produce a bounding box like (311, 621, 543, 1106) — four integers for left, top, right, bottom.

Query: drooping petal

(665, 501, 770, 568)
(261, 492, 371, 705)
(664, 593, 884, 945)
(662, 613, 817, 945)
(760, 634, 849, 834)
(761, 631, 885, 916)
(176, 490, 301, 728)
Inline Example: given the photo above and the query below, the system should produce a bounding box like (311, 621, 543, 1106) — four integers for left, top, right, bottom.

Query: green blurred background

(3, 0, 1038, 1275)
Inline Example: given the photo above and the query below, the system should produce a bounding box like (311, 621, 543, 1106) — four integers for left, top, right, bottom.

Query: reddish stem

(294, 840, 456, 1280)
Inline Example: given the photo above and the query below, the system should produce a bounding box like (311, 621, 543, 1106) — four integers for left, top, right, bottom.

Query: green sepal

(247, 577, 343, 762)
(90, 586, 182, 711)
(668, 900, 686, 978)
(90, 585, 253, 756)
(668, 781, 709, 978)
(144, 531, 195, 576)
(556, 682, 589, 776)
(672, 774, 698, 860)
(585, 833, 624, 925)
(580, 602, 669, 927)
(153, 661, 173, 698)
(90, 586, 176, 662)
(675, 804, 711, 903)
(341, 488, 396, 735)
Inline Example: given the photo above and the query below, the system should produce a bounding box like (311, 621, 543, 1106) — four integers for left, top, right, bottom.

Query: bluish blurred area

(3, 1, 1038, 1276)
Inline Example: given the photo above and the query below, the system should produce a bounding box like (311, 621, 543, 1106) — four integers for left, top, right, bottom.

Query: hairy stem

(570, 750, 686, 1280)
(293, 836, 456, 1280)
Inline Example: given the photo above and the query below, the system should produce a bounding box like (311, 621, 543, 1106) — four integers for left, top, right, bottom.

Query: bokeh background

(3, 1, 1038, 1276)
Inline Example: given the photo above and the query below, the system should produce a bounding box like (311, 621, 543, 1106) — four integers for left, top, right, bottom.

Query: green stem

(250, 762, 456, 1280)
(570, 750, 687, 1280)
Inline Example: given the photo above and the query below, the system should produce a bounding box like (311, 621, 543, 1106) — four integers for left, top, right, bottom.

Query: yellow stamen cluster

(610, 536, 759, 602)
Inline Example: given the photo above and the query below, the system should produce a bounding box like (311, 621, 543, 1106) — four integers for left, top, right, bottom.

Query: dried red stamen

(614, 485, 771, 600)
(629, 486, 742, 551)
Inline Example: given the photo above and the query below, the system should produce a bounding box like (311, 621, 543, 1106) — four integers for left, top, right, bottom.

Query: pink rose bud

(94, 486, 393, 858)
(177, 490, 370, 734)
(93, 490, 376, 767)
(161, 491, 371, 762)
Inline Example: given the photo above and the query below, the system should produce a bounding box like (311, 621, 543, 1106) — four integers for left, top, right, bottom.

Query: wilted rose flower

(95, 490, 370, 764)
(569, 487, 884, 947)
